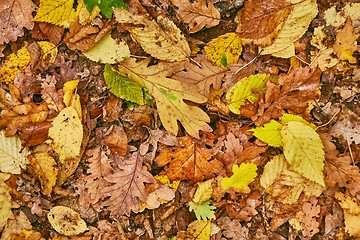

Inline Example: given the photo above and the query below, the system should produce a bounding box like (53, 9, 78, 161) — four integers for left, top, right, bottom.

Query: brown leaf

(102, 95, 123, 122)
(155, 136, 224, 182)
(0, 0, 36, 44)
(18, 121, 52, 147)
(236, 0, 292, 46)
(40, 75, 65, 113)
(254, 66, 321, 126)
(101, 152, 155, 217)
(216, 217, 249, 239)
(333, 18, 357, 64)
(171, 0, 221, 34)
(172, 59, 225, 98)
(102, 125, 128, 156)
(297, 197, 321, 237)
(39, 22, 65, 45)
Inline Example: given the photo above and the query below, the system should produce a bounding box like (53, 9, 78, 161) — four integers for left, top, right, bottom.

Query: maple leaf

(171, 0, 220, 34)
(221, 163, 257, 193)
(204, 32, 242, 68)
(34, 0, 78, 28)
(155, 136, 223, 182)
(0, 130, 29, 174)
(236, 0, 291, 46)
(333, 18, 357, 64)
(84, 0, 127, 19)
(101, 152, 155, 217)
(172, 58, 224, 98)
(114, 8, 190, 62)
(118, 58, 212, 138)
(0, 0, 36, 44)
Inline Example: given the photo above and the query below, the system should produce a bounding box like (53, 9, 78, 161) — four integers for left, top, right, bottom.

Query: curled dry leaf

(102, 125, 128, 156)
(171, 0, 221, 34)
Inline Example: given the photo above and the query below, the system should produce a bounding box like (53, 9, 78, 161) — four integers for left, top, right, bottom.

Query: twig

(234, 54, 259, 74)
(346, 132, 355, 165)
(318, 109, 341, 128)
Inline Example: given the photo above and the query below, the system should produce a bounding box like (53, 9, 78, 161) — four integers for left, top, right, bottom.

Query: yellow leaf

(28, 152, 58, 196)
(0, 173, 12, 229)
(114, 8, 190, 62)
(250, 119, 283, 147)
(118, 58, 211, 138)
(154, 175, 180, 190)
(77, 0, 100, 25)
(183, 220, 211, 240)
(47, 206, 88, 236)
(63, 80, 82, 118)
(0, 45, 30, 83)
(0, 130, 29, 174)
(33, 0, 77, 28)
(204, 32, 242, 68)
(221, 163, 257, 192)
(335, 192, 360, 237)
(281, 121, 325, 186)
(83, 32, 130, 64)
(333, 18, 357, 64)
(279, 113, 317, 130)
(48, 107, 83, 162)
(261, 0, 318, 58)
(38, 41, 58, 65)
(192, 179, 213, 204)
(260, 154, 288, 190)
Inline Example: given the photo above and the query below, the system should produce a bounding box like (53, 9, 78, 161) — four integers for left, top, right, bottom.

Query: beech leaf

(171, 0, 220, 34)
(281, 121, 325, 186)
(221, 163, 257, 192)
(114, 8, 190, 62)
(250, 120, 283, 147)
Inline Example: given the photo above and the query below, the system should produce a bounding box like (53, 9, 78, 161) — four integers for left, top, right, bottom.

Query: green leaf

(226, 74, 277, 114)
(280, 113, 317, 130)
(104, 64, 145, 105)
(250, 120, 283, 147)
(221, 163, 257, 192)
(84, 0, 127, 19)
(189, 200, 216, 221)
(281, 121, 325, 186)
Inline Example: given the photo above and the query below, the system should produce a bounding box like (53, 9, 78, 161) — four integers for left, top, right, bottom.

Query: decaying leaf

(221, 163, 257, 193)
(101, 152, 155, 217)
(47, 206, 88, 236)
(48, 107, 83, 162)
(333, 18, 357, 64)
(204, 32, 242, 68)
(335, 192, 360, 237)
(0, 0, 36, 44)
(1, 211, 33, 239)
(114, 8, 191, 62)
(175, 220, 212, 240)
(0, 130, 29, 174)
(171, 0, 221, 34)
(118, 58, 212, 138)
(155, 136, 223, 182)
(0, 173, 12, 230)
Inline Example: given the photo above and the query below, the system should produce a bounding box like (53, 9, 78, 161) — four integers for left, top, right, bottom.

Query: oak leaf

(34, 0, 78, 28)
(189, 179, 216, 220)
(0, 211, 32, 240)
(36, 22, 65, 45)
(171, 0, 220, 33)
(0, 130, 29, 174)
(0, 0, 36, 44)
(173, 59, 224, 98)
(155, 136, 223, 182)
(118, 58, 212, 138)
(204, 32, 242, 68)
(216, 217, 249, 239)
(101, 152, 155, 217)
(236, 0, 291, 46)
(114, 8, 191, 62)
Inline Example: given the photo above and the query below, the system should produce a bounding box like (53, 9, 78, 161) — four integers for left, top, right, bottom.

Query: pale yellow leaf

(47, 206, 88, 236)
(193, 179, 213, 204)
(48, 107, 83, 162)
(0, 130, 29, 174)
(335, 192, 360, 237)
(63, 80, 82, 118)
(260, 154, 288, 190)
(83, 32, 130, 64)
(261, 0, 318, 58)
(77, 0, 100, 25)
(114, 8, 190, 62)
(0, 173, 12, 229)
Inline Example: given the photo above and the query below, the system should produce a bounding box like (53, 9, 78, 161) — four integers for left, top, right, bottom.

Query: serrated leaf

(184, 220, 211, 240)
(34, 0, 78, 28)
(260, 154, 288, 190)
(0, 45, 31, 83)
(189, 200, 216, 221)
(0, 131, 29, 174)
(192, 179, 213, 204)
(104, 64, 144, 105)
(335, 192, 360, 237)
(84, 0, 127, 19)
(114, 8, 190, 62)
(280, 113, 317, 130)
(48, 107, 83, 162)
(226, 74, 276, 114)
(118, 58, 212, 138)
(204, 32, 242, 68)
(47, 206, 88, 236)
(281, 121, 325, 186)
(250, 120, 283, 147)
(260, 0, 318, 58)
(83, 32, 130, 64)
(221, 163, 257, 192)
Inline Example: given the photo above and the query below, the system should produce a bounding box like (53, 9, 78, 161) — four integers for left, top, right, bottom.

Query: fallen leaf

(221, 163, 257, 193)
(0, 130, 29, 174)
(47, 206, 88, 236)
(83, 0, 127, 19)
(204, 32, 242, 68)
(101, 152, 155, 217)
(189, 179, 216, 220)
(142, 184, 175, 210)
(176, 220, 212, 240)
(250, 119, 283, 147)
(102, 125, 128, 156)
(114, 8, 191, 62)
(171, 0, 220, 34)
(0, 45, 31, 83)
(216, 217, 249, 239)
(77, 0, 100, 25)
(83, 33, 130, 64)
(236, 0, 291, 46)
(155, 136, 223, 182)
(36, 22, 65, 45)
(0, 0, 36, 44)
(118, 58, 212, 138)
(335, 192, 360, 237)
(330, 107, 360, 144)
(48, 107, 83, 162)
(0, 173, 12, 229)
(333, 18, 357, 64)
(1, 211, 32, 240)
